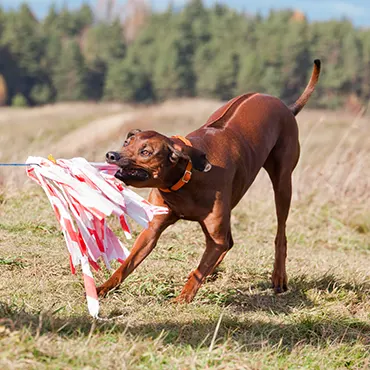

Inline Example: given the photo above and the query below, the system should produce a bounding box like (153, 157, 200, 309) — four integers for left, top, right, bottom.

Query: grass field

(0, 100, 369, 369)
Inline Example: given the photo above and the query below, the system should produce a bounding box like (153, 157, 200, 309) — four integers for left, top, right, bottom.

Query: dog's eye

(141, 149, 151, 157)
(123, 140, 129, 147)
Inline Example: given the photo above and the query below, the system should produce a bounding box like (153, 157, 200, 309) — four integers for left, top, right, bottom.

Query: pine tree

(194, 5, 243, 99)
(0, 7, 5, 38)
(45, 32, 63, 74)
(0, 3, 368, 108)
(2, 5, 42, 74)
(84, 20, 125, 63)
(55, 6, 76, 36)
(104, 59, 152, 102)
(309, 20, 354, 107)
(102, 13, 164, 102)
(359, 30, 370, 100)
(182, 0, 210, 48)
(73, 4, 94, 33)
(84, 20, 126, 100)
(151, 14, 195, 99)
(236, 52, 265, 94)
(341, 30, 361, 95)
(1, 4, 44, 104)
(53, 40, 87, 101)
(279, 15, 311, 102)
(261, 66, 283, 97)
(43, 4, 59, 34)
(193, 43, 218, 97)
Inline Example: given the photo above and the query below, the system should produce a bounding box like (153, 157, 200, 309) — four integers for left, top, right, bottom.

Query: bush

(12, 93, 28, 107)
(30, 84, 54, 105)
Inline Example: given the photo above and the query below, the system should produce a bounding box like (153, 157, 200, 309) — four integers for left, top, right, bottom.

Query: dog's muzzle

(106, 151, 121, 163)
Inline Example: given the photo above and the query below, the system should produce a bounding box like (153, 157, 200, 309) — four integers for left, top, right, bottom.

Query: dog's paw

(271, 273, 288, 294)
(96, 285, 109, 298)
(171, 293, 193, 304)
(272, 283, 288, 294)
(171, 296, 185, 304)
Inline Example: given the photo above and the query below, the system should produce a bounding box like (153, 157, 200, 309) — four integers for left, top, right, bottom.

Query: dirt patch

(50, 111, 139, 157)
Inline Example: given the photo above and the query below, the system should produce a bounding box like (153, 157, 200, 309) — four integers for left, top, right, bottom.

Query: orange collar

(160, 136, 192, 193)
(172, 135, 192, 147)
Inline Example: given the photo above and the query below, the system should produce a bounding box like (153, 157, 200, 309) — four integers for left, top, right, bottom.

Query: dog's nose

(106, 151, 120, 162)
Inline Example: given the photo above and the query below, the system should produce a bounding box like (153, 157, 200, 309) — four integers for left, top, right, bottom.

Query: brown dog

(98, 60, 321, 303)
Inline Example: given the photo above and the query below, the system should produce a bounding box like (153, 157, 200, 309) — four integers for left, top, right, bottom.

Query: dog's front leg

(174, 212, 231, 303)
(97, 207, 178, 297)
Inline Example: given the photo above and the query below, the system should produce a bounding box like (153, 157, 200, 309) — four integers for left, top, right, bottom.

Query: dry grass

(0, 102, 131, 186)
(0, 100, 369, 369)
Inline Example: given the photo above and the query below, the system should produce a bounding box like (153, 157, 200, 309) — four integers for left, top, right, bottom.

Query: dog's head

(106, 129, 212, 188)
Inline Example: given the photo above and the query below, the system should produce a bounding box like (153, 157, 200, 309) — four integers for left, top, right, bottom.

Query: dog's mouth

(114, 167, 150, 182)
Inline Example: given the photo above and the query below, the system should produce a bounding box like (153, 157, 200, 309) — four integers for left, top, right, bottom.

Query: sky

(1, 0, 370, 27)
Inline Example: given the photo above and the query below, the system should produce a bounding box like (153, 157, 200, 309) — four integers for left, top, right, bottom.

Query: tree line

(0, 0, 369, 110)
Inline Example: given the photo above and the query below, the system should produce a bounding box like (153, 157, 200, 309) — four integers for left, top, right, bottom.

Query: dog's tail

(289, 59, 321, 116)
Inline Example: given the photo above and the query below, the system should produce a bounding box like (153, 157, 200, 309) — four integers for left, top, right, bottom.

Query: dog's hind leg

(264, 134, 300, 293)
(270, 171, 292, 293)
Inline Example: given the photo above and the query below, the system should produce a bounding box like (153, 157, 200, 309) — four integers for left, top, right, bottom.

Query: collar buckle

(159, 136, 193, 193)
(182, 170, 192, 183)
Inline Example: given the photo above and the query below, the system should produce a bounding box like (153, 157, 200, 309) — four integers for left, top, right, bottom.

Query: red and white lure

(26, 156, 168, 318)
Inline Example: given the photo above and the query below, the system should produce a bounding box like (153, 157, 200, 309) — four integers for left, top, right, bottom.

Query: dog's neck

(159, 136, 193, 193)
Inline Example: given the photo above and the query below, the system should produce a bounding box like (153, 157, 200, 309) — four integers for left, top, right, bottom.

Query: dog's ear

(187, 147, 212, 172)
(168, 145, 188, 165)
(126, 129, 142, 139)
(168, 144, 212, 172)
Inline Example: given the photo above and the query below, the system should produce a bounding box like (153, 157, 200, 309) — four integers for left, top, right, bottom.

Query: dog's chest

(163, 193, 211, 221)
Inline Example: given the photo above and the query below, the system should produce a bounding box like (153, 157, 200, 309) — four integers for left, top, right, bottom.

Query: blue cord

(0, 163, 40, 167)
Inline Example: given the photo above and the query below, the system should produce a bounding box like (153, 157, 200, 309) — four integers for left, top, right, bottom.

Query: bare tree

(122, 0, 151, 43)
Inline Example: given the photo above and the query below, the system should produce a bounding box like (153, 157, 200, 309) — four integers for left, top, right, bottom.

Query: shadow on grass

(201, 272, 370, 315)
(1, 300, 369, 352)
(1, 273, 369, 351)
